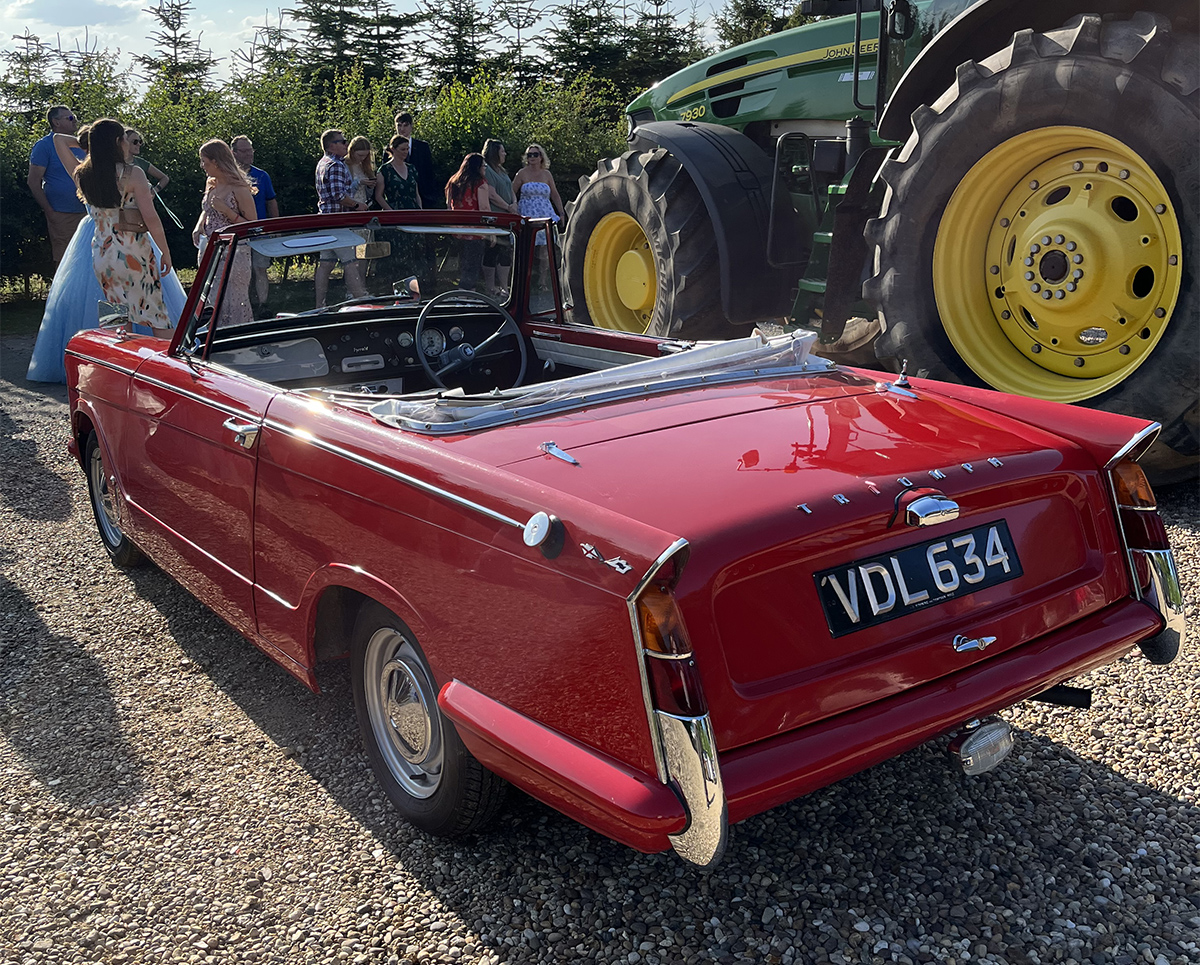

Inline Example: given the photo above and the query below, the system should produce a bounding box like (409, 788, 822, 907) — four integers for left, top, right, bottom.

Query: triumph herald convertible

(66, 209, 1185, 867)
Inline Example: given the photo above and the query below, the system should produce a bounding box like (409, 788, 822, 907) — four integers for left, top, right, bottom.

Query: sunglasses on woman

(527, 152, 541, 158)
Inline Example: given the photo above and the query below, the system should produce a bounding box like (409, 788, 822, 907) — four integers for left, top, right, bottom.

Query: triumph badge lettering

(815, 521, 1023, 637)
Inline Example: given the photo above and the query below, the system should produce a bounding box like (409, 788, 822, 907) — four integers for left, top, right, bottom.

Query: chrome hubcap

(89, 445, 123, 546)
(363, 628, 442, 798)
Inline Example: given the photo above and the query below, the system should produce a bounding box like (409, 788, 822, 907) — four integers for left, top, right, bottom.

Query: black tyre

(84, 431, 146, 567)
(350, 602, 506, 837)
(866, 13, 1199, 481)
(563, 148, 729, 339)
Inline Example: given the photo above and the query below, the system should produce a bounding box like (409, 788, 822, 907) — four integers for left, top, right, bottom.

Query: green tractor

(561, 0, 1198, 480)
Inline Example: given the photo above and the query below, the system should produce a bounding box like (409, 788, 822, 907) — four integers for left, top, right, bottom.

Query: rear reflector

(1111, 460, 1157, 509)
(948, 718, 1014, 776)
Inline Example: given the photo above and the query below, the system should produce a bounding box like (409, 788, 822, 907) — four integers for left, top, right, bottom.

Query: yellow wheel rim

(933, 126, 1183, 402)
(583, 212, 658, 333)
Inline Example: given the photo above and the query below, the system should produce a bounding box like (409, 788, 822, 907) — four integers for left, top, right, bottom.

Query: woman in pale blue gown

(26, 128, 188, 384)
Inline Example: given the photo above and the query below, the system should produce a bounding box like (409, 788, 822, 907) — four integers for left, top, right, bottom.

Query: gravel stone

(2, 332, 1198, 964)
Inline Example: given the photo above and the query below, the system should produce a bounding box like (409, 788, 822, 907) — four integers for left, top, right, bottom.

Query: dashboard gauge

(421, 328, 446, 358)
(449, 326, 465, 343)
(397, 332, 414, 348)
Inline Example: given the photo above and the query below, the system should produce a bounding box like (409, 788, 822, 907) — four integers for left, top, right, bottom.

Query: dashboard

(209, 312, 510, 393)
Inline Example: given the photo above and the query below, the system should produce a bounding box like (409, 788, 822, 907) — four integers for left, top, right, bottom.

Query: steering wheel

(414, 289, 528, 390)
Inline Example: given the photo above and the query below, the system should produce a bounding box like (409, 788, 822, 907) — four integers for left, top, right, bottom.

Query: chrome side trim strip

(263, 419, 525, 531)
(657, 711, 728, 869)
(1134, 547, 1186, 656)
(1105, 422, 1161, 469)
(625, 538, 690, 783)
(63, 350, 136, 377)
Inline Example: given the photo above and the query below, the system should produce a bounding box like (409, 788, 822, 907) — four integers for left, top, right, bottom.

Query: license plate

(815, 520, 1023, 637)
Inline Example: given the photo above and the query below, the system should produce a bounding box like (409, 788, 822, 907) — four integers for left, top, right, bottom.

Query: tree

(355, 0, 426, 80)
(232, 10, 300, 78)
(625, 0, 708, 93)
(135, 1, 221, 101)
(0, 30, 56, 121)
(286, 0, 363, 91)
(713, 0, 788, 48)
(540, 0, 627, 90)
(495, 0, 542, 84)
(418, 0, 497, 88)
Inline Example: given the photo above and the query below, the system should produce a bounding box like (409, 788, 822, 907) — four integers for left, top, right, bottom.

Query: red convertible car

(66, 210, 1184, 867)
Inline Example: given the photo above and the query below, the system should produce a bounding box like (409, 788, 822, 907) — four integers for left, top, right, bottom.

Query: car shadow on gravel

(0, 567, 145, 807)
(112, 553, 1200, 964)
(0, 406, 73, 522)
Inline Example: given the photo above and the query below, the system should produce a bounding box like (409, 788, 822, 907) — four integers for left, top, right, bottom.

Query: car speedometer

(421, 328, 446, 358)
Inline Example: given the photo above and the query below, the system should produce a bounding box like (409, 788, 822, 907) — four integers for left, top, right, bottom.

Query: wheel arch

(623, 121, 801, 324)
(878, 0, 1199, 142)
(299, 567, 435, 684)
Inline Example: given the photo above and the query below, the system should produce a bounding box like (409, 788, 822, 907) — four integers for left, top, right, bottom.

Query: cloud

(5, 0, 139, 28)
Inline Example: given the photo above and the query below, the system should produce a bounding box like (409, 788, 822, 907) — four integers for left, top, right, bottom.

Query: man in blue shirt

(27, 105, 86, 268)
(231, 135, 280, 307)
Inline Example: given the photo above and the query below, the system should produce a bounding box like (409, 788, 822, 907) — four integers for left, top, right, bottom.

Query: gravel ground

(1, 331, 1198, 965)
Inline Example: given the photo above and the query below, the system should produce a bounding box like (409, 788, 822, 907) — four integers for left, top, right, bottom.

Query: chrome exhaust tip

(948, 717, 1014, 776)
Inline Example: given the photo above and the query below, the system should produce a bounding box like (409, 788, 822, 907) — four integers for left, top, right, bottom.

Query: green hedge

(1, 67, 625, 289)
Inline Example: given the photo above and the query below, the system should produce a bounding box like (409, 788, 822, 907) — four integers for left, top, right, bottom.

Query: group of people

(26, 102, 568, 383)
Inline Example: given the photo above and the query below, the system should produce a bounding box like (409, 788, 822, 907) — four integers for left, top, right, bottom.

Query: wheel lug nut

(1031, 244, 1041, 254)
(1042, 290, 1053, 300)
(1155, 308, 1166, 318)
(1119, 169, 1130, 179)
(1024, 257, 1034, 267)
(1055, 290, 1065, 299)
(1066, 241, 1077, 251)
(1025, 271, 1035, 280)
(1031, 283, 1040, 292)
(1031, 344, 1042, 353)
(1169, 255, 1178, 265)
(1155, 204, 1166, 214)
(1073, 269, 1083, 279)
(990, 265, 999, 275)
(1072, 161, 1083, 172)
(1054, 234, 1064, 244)
(1066, 283, 1077, 292)
(1000, 217, 1010, 228)
(1073, 254, 1083, 264)
(1041, 235, 1052, 245)
(1119, 345, 1131, 355)
(1001, 311, 1011, 319)
(1074, 357, 1085, 367)
(1029, 180, 1039, 190)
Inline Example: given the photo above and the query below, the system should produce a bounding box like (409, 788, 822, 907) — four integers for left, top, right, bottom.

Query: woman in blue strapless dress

(27, 132, 187, 384)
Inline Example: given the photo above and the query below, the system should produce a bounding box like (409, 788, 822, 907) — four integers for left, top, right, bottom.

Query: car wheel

(866, 13, 1198, 482)
(564, 148, 729, 339)
(84, 431, 146, 567)
(350, 602, 506, 837)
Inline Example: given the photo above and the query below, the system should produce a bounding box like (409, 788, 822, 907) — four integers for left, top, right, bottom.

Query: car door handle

(222, 417, 260, 450)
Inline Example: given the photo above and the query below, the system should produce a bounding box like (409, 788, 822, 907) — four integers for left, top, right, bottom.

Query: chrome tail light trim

(627, 539, 729, 867)
(1105, 422, 1160, 469)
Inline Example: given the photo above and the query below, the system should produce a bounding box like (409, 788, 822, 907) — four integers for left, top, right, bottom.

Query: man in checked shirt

(314, 128, 369, 308)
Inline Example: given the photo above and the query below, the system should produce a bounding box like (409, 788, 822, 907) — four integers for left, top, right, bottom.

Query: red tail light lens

(637, 584, 708, 716)
(646, 655, 708, 717)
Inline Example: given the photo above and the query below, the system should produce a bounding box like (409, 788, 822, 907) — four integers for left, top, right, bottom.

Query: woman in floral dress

(192, 139, 257, 325)
(74, 118, 175, 336)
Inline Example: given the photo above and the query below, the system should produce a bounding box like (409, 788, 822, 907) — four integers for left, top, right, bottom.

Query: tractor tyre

(564, 148, 730, 339)
(865, 12, 1199, 482)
